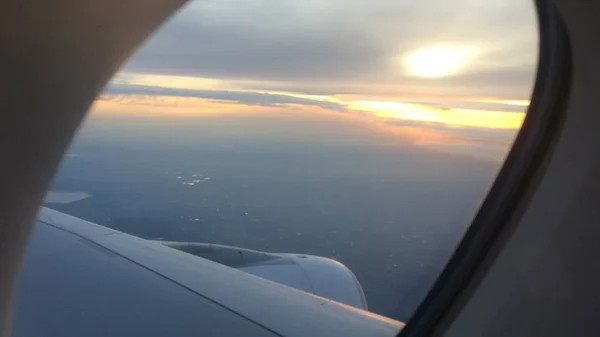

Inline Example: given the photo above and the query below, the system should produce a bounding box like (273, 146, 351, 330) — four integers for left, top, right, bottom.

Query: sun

(405, 46, 471, 78)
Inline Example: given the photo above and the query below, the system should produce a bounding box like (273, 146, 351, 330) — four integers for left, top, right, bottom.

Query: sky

(90, 0, 538, 161)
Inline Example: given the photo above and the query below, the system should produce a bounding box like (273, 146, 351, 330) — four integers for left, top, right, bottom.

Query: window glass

(47, 0, 538, 321)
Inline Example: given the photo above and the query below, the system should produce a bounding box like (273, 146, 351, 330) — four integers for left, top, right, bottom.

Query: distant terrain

(46, 115, 503, 320)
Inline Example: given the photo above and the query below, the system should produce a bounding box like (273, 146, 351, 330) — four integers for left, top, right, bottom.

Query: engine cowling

(158, 242, 368, 310)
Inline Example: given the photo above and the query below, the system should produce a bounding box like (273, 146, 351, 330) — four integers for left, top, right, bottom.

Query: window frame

(398, 0, 572, 335)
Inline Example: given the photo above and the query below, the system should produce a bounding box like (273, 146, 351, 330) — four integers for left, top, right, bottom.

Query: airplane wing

(12, 207, 403, 337)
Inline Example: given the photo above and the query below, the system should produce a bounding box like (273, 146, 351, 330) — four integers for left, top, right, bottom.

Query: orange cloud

(91, 95, 283, 117)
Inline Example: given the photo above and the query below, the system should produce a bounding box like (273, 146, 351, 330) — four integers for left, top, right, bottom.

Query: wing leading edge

(13, 207, 403, 337)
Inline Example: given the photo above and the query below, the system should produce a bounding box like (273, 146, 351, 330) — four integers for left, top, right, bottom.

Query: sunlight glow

(405, 46, 474, 78)
(474, 99, 531, 107)
(351, 101, 525, 129)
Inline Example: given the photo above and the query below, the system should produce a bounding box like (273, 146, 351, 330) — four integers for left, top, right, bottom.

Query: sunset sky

(56, 1, 541, 320)
(91, 0, 538, 160)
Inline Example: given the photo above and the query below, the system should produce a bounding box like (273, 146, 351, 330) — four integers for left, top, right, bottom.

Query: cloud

(385, 118, 518, 138)
(394, 98, 528, 113)
(384, 117, 520, 148)
(383, 118, 520, 161)
(120, 0, 538, 99)
(103, 83, 347, 111)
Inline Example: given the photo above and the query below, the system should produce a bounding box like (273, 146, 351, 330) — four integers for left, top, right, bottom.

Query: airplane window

(45, 0, 538, 323)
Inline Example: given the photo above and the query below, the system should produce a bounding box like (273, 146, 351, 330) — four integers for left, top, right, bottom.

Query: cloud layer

(121, 0, 538, 99)
(104, 83, 347, 111)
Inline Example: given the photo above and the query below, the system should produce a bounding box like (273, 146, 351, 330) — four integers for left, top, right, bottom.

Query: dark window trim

(398, 1, 572, 336)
